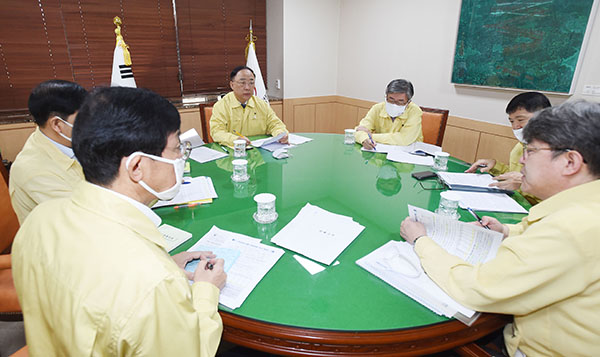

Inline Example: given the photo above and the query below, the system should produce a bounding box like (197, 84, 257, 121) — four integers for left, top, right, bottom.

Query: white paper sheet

(152, 176, 218, 208)
(454, 191, 528, 214)
(180, 128, 205, 148)
(404, 142, 442, 156)
(386, 150, 434, 166)
(407, 205, 503, 264)
(356, 240, 476, 320)
(293, 254, 325, 275)
(271, 203, 365, 265)
(436, 172, 496, 190)
(158, 224, 192, 252)
(360, 143, 397, 153)
(189, 226, 284, 309)
(189, 146, 228, 164)
(251, 132, 286, 147)
(288, 134, 313, 145)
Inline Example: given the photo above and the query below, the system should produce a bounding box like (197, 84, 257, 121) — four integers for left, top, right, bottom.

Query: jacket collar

(526, 179, 600, 223)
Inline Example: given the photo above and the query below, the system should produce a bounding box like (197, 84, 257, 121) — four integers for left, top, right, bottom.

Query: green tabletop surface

(158, 133, 530, 332)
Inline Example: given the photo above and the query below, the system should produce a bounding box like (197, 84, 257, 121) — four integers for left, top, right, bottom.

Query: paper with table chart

(452, 191, 528, 214)
(188, 226, 284, 309)
(189, 146, 228, 164)
(152, 176, 218, 208)
(356, 240, 480, 325)
(184, 245, 241, 276)
(407, 205, 503, 264)
(271, 203, 365, 265)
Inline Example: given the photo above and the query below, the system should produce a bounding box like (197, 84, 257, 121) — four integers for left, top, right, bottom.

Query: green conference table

(160, 133, 528, 356)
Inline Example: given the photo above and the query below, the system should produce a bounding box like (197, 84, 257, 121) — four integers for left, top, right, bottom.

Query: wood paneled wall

(281, 95, 517, 164)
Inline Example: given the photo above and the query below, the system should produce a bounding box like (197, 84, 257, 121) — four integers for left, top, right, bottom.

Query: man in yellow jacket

(401, 100, 600, 357)
(210, 65, 288, 147)
(9, 80, 87, 223)
(465, 92, 551, 205)
(354, 79, 423, 149)
(12, 87, 227, 356)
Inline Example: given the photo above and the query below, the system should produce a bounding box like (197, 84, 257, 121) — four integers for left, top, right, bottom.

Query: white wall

(266, 0, 284, 99)
(336, 0, 600, 126)
(269, 0, 600, 126)
(282, 0, 340, 98)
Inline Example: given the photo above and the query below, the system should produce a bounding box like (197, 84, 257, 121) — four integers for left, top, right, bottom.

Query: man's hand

(237, 136, 251, 145)
(490, 171, 522, 190)
(465, 159, 496, 173)
(193, 258, 227, 290)
(279, 133, 289, 144)
(400, 217, 427, 245)
(471, 216, 509, 238)
(172, 251, 216, 280)
(362, 138, 376, 150)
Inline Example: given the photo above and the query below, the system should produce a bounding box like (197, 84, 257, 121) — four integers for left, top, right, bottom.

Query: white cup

(344, 129, 356, 145)
(253, 193, 278, 224)
(233, 139, 247, 158)
(433, 151, 450, 171)
(231, 159, 249, 182)
(435, 191, 461, 220)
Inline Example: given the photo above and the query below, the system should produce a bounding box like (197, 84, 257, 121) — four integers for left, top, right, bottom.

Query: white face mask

(125, 152, 186, 201)
(385, 102, 406, 118)
(56, 116, 73, 142)
(512, 128, 525, 143)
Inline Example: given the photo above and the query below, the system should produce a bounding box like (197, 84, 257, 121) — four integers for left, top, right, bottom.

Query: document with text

(453, 191, 528, 214)
(189, 146, 228, 164)
(152, 176, 218, 208)
(189, 226, 284, 309)
(271, 203, 365, 265)
(437, 172, 512, 194)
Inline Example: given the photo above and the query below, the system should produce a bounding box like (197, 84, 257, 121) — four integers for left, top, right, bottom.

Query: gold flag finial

(244, 19, 257, 60)
(113, 16, 132, 66)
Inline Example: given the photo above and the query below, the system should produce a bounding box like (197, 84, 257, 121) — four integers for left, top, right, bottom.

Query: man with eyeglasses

(354, 79, 423, 150)
(9, 80, 88, 223)
(210, 65, 288, 147)
(12, 87, 227, 356)
(400, 100, 600, 356)
(465, 92, 551, 205)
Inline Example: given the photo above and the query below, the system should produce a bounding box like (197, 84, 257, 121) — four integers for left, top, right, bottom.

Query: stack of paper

(152, 176, 218, 208)
(188, 226, 284, 309)
(357, 205, 503, 325)
(271, 203, 365, 265)
(437, 172, 513, 194)
(251, 133, 313, 152)
(180, 128, 205, 148)
(452, 191, 528, 213)
(189, 146, 228, 164)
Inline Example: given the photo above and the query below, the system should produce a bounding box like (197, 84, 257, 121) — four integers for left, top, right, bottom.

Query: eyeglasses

(234, 80, 255, 87)
(522, 144, 570, 159)
(179, 141, 192, 160)
(385, 95, 409, 106)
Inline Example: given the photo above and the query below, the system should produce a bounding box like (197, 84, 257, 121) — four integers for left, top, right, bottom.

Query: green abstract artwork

(452, 0, 596, 93)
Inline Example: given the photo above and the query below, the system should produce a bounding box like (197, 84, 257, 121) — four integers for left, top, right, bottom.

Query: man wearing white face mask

(354, 79, 423, 149)
(12, 87, 227, 356)
(465, 92, 551, 205)
(9, 80, 87, 223)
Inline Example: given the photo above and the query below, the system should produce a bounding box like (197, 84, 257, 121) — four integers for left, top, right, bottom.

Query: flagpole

(245, 19, 257, 61)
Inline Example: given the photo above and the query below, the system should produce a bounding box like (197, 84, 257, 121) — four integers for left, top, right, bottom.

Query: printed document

(251, 133, 313, 152)
(453, 191, 528, 214)
(180, 128, 205, 148)
(189, 146, 228, 164)
(404, 142, 442, 156)
(152, 176, 218, 208)
(288, 134, 313, 145)
(251, 132, 286, 148)
(158, 224, 192, 252)
(436, 172, 513, 194)
(387, 150, 434, 166)
(271, 203, 365, 265)
(189, 226, 284, 309)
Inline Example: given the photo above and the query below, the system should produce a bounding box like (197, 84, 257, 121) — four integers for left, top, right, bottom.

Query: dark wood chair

(420, 106, 450, 147)
(199, 103, 216, 144)
(0, 170, 21, 319)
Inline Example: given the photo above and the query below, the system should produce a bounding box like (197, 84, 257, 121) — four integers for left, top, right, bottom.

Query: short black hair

(28, 80, 88, 126)
(523, 100, 600, 177)
(73, 87, 180, 186)
(505, 92, 551, 115)
(230, 66, 255, 80)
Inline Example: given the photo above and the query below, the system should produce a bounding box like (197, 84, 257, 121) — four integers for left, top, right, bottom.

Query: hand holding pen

(466, 207, 490, 229)
(465, 159, 496, 173)
(233, 129, 251, 145)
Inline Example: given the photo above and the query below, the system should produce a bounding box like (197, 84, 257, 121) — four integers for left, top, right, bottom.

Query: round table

(160, 133, 525, 356)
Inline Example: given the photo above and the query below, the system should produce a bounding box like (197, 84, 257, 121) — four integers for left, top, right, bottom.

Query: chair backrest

(199, 104, 215, 143)
(0, 174, 19, 254)
(420, 106, 449, 147)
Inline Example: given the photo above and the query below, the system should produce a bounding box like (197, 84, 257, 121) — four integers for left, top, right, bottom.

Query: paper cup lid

(254, 193, 276, 203)
(232, 159, 248, 165)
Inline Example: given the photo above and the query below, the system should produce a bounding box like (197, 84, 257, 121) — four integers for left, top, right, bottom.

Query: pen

(366, 132, 376, 148)
(219, 144, 229, 153)
(233, 129, 249, 142)
(467, 207, 490, 229)
(173, 202, 200, 210)
(205, 261, 214, 270)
